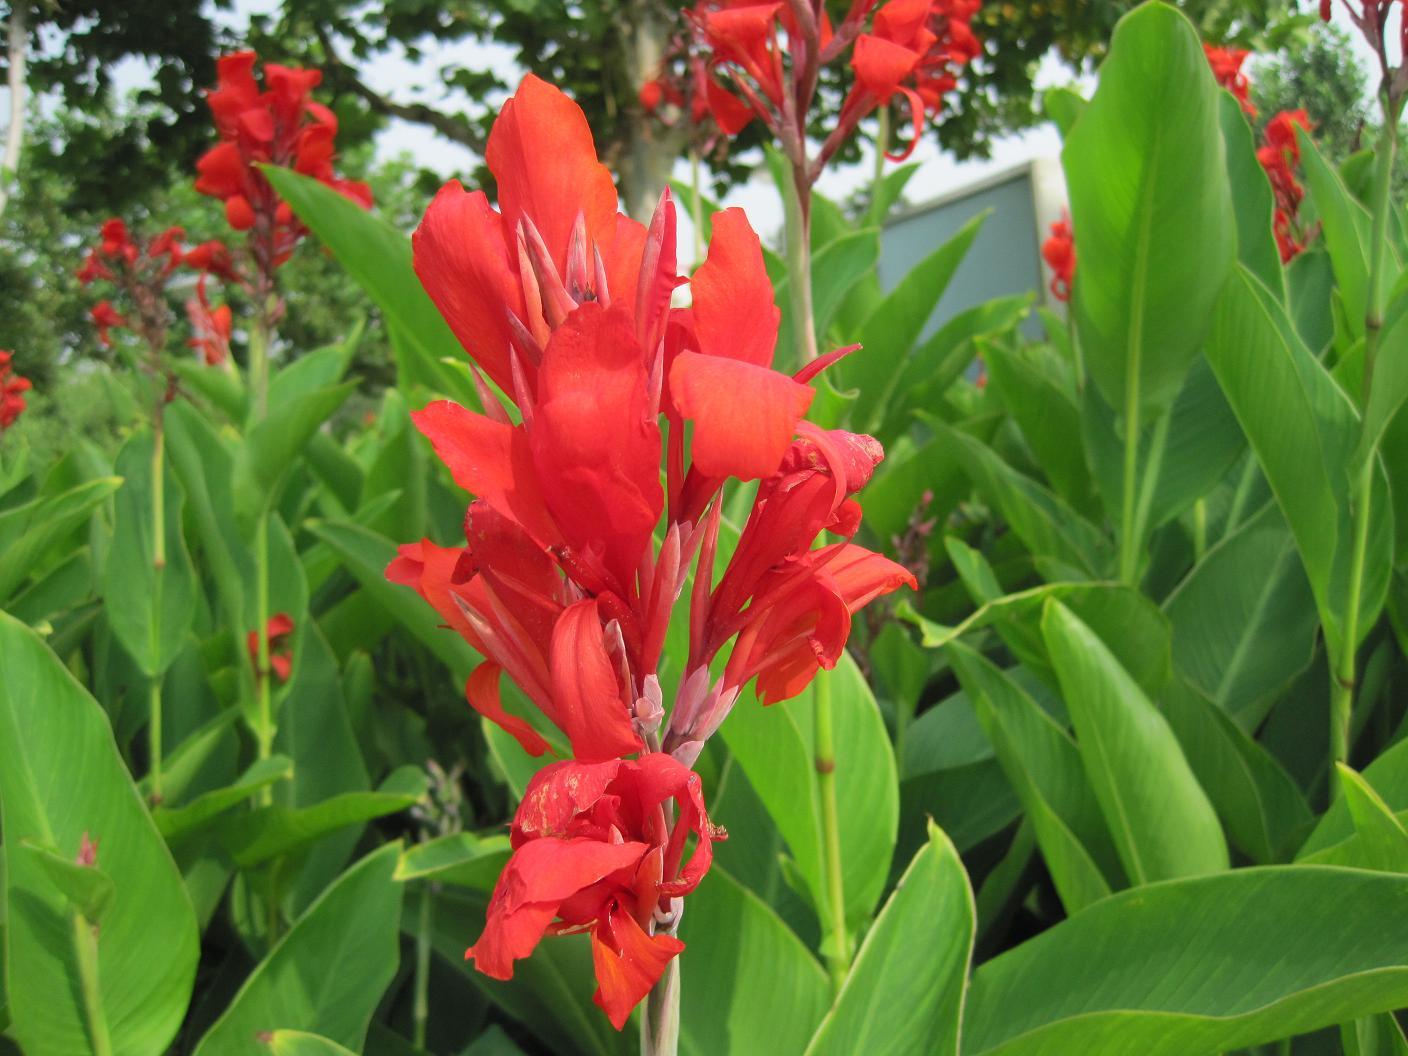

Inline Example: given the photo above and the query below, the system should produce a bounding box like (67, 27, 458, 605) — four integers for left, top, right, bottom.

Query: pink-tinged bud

(518, 214, 575, 328)
(565, 210, 592, 303)
(634, 673, 665, 735)
(76, 832, 99, 867)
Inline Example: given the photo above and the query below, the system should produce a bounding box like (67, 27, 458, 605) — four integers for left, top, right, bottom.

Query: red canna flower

(195, 52, 372, 279)
(1203, 43, 1256, 118)
(0, 351, 32, 431)
(467, 754, 722, 1030)
(90, 301, 127, 348)
(186, 297, 234, 366)
(1041, 215, 1076, 302)
(247, 612, 295, 683)
(1257, 110, 1313, 262)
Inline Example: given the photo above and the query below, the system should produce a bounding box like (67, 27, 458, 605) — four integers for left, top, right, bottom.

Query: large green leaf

(803, 823, 974, 1056)
(1163, 503, 1318, 718)
(841, 211, 988, 431)
(266, 1032, 359, 1056)
(0, 476, 120, 601)
(1062, 2, 1234, 417)
(1204, 265, 1393, 658)
(1041, 600, 1227, 883)
(103, 430, 198, 679)
(263, 166, 476, 405)
(0, 611, 199, 1056)
(948, 643, 1121, 912)
(679, 867, 830, 1056)
(192, 843, 403, 1055)
(233, 381, 356, 524)
(963, 866, 1408, 1055)
(1297, 128, 1372, 336)
(394, 832, 511, 890)
(1217, 91, 1284, 298)
(720, 654, 898, 931)
(1160, 679, 1312, 864)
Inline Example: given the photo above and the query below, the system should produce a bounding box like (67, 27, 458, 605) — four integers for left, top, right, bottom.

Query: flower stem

(641, 949, 681, 1056)
(148, 417, 166, 802)
(73, 912, 113, 1056)
(1330, 96, 1400, 778)
(414, 883, 434, 1050)
(815, 671, 850, 993)
(784, 171, 819, 366)
(249, 306, 275, 801)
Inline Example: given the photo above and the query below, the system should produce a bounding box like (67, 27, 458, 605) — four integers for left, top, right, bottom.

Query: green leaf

(1217, 91, 1285, 298)
(1062, 2, 1234, 416)
(1043, 86, 1087, 137)
(263, 166, 476, 405)
(267, 1031, 359, 1056)
(720, 654, 898, 930)
(0, 477, 120, 601)
(393, 832, 512, 889)
(233, 382, 356, 524)
(0, 611, 198, 1056)
(1297, 127, 1373, 336)
(219, 768, 426, 868)
(1333, 764, 1408, 873)
(1041, 600, 1227, 883)
(153, 755, 294, 841)
(1163, 503, 1319, 718)
(172, 359, 247, 422)
(1205, 265, 1393, 658)
(842, 211, 989, 431)
(192, 843, 403, 1055)
(963, 866, 1408, 1055)
(18, 841, 116, 923)
(948, 643, 1121, 912)
(102, 430, 198, 679)
(679, 867, 830, 1056)
(803, 822, 973, 1056)
(1160, 679, 1312, 864)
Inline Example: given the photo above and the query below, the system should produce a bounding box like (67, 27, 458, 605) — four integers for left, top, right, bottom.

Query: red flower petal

(412, 181, 526, 397)
(591, 903, 685, 1030)
(668, 352, 813, 480)
(548, 599, 644, 762)
(466, 662, 551, 757)
(487, 74, 620, 275)
(690, 208, 778, 368)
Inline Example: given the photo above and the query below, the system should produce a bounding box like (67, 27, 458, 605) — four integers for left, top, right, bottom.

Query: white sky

(5, 0, 1391, 257)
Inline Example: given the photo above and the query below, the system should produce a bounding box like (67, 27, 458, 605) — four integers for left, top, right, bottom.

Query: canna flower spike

(390, 74, 913, 1029)
(0, 351, 32, 431)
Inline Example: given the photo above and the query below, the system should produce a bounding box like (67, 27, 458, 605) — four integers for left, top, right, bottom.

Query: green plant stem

(249, 309, 275, 800)
(641, 948, 680, 1056)
(784, 172, 819, 366)
(872, 105, 889, 204)
(414, 883, 434, 1050)
(1118, 382, 1143, 586)
(689, 146, 704, 265)
(815, 671, 851, 993)
(148, 416, 166, 802)
(73, 912, 113, 1056)
(1329, 100, 1399, 776)
(1192, 499, 1208, 563)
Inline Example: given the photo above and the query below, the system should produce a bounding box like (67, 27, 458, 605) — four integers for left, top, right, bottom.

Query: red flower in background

(1203, 43, 1256, 117)
(1257, 109, 1313, 262)
(186, 297, 234, 365)
(0, 351, 32, 431)
(195, 52, 371, 277)
(90, 301, 128, 348)
(1041, 215, 1075, 302)
(468, 755, 722, 1029)
(247, 613, 295, 683)
(78, 220, 187, 351)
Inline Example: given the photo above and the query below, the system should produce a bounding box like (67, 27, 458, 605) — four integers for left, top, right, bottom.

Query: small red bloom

(195, 52, 372, 277)
(0, 351, 32, 431)
(1203, 43, 1256, 118)
(467, 754, 721, 1029)
(186, 297, 233, 366)
(247, 613, 295, 683)
(1042, 215, 1076, 302)
(1257, 110, 1313, 262)
(90, 301, 127, 348)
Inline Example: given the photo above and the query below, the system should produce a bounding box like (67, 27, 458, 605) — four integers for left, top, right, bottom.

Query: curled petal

(691, 209, 779, 368)
(549, 599, 644, 762)
(467, 663, 551, 758)
(591, 904, 685, 1030)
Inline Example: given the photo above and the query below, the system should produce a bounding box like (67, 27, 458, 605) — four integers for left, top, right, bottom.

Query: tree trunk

(615, 0, 686, 223)
(0, 2, 27, 219)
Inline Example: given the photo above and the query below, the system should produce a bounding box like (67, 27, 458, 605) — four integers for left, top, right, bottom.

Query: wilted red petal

(467, 837, 649, 979)
(549, 599, 644, 762)
(487, 74, 619, 274)
(669, 352, 813, 480)
(591, 904, 685, 1031)
(691, 208, 779, 368)
(514, 758, 624, 842)
(412, 181, 526, 396)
